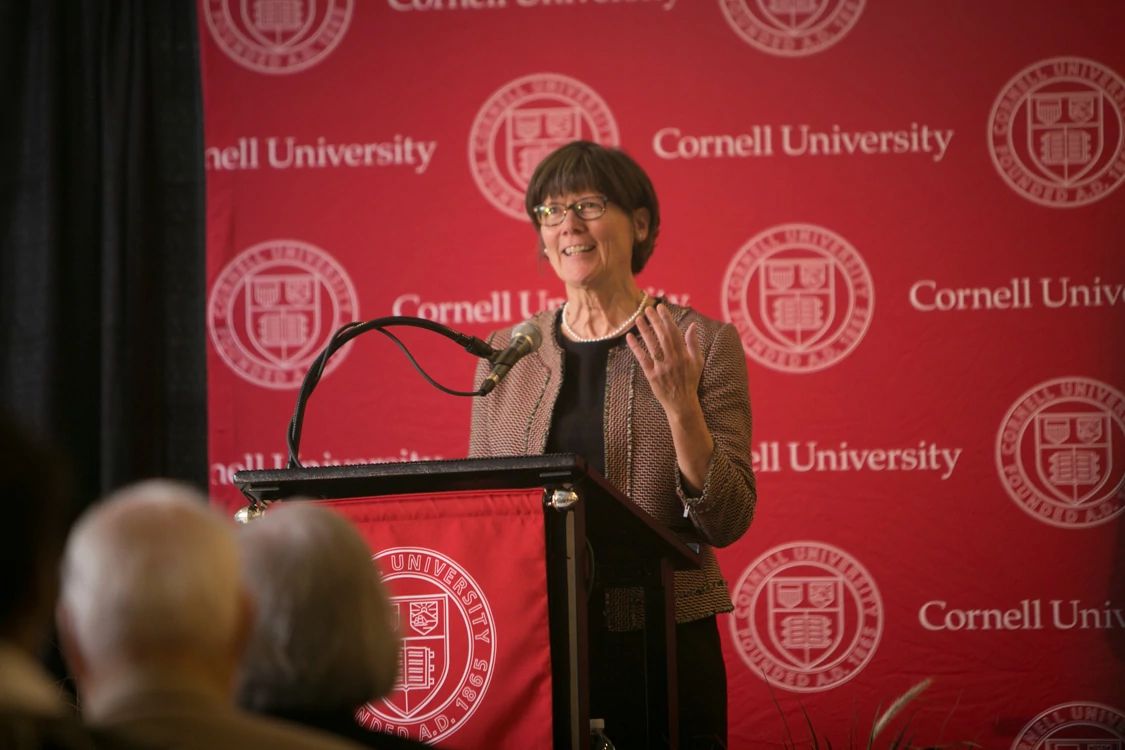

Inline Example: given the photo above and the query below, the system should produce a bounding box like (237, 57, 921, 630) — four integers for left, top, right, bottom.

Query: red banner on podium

(323, 489, 553, 749)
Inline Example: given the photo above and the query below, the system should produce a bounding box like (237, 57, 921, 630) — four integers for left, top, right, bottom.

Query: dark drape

(1, 1, 206, 505)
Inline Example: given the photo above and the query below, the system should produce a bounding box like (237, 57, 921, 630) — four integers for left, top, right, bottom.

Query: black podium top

(233, 453, 700, 572)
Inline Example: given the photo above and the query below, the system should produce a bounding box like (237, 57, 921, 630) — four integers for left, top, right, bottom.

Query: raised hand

(627, 304, 703, 416)
(627, 304, 714, 497)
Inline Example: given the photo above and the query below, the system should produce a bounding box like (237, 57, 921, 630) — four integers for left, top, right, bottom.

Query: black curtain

(1, 1, 206, 505)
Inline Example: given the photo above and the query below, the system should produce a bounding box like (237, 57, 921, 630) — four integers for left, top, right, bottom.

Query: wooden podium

(234, 454, 701, 750)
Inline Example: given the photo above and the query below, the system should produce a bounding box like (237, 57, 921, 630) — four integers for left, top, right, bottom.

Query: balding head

(236, 503, 399, 715)
(58, 480, 250, 705)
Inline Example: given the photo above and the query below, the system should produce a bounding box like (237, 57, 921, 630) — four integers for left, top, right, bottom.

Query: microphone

(479, 321, 542, 395)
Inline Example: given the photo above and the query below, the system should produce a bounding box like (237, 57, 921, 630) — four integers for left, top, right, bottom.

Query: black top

(545, 311, 634, 478)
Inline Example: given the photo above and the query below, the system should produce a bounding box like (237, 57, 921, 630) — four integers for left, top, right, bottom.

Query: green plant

(767, 676, 983, 750)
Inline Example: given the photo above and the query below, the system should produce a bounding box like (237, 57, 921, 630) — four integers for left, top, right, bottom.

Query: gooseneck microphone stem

(286, 315, 496, 469)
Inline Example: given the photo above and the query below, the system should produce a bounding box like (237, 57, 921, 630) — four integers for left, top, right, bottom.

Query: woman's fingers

(634, 308, 664, 362)
(628, 308, 706, 413)
(684, 320, 702, 366)
(625, 330, 652, 371)
(654, 304, 688, 359)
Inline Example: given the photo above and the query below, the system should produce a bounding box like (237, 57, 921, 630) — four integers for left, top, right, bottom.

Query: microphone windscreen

(512, 320, 542, 351)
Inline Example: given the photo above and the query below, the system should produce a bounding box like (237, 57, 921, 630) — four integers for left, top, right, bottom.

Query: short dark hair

(0, 413, 72, 638)
(524, 141, 661, 274)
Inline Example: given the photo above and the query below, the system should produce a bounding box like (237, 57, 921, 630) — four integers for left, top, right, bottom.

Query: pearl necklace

(561, 291, 649, 343)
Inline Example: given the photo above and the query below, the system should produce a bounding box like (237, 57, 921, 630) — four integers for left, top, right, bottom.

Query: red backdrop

(200, 1, 1125, 746)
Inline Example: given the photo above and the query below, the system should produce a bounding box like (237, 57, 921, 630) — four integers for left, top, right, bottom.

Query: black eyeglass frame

(531, 194, 610, 227)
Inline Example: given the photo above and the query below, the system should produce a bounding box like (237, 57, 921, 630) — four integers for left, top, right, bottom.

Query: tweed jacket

(470, 301, 756, 630)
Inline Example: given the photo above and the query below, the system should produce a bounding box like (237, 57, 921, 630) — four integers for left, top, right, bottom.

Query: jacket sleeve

(675, 321, 757, 548)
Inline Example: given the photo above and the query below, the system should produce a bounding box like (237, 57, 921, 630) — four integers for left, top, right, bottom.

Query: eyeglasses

(532, 195, 609, 227)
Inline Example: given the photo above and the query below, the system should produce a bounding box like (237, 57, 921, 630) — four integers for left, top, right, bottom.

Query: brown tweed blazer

(470, 301, 756, 630)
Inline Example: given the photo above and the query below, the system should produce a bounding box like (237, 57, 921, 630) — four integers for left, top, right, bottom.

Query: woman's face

(537, 190, 650, 293)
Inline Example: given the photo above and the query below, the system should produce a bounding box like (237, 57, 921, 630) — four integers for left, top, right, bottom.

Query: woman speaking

(470, 140, 756, 749)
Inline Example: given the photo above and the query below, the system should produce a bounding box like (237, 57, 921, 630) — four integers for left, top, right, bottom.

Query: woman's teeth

(562, 245, 593, 256)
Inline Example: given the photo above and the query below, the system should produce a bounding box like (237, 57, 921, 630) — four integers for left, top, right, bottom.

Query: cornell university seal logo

(996, 377, 1125, 529)
(989, 57, 1125, 207)
(1011, 701, 1125, 750)
(469, 73, 619, 220)
(730, 541, 883, 692)
(719, 0, 865, 57)
(357, 548, 497, 743)
(203, 0, 354, 75)
(208, 240, 359, 389)
(721, 223, 874, 373)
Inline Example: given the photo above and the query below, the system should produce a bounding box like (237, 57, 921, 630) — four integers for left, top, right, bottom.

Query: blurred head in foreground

(235, 503, 399, 717)
(56, 480, 253, 719)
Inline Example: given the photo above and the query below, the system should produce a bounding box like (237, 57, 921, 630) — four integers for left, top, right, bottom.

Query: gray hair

(58, 480, 244, 669)
(235, 502, 399, 713)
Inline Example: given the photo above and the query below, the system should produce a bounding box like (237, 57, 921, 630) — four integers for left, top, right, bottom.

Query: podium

(234, 454, 701, 749)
